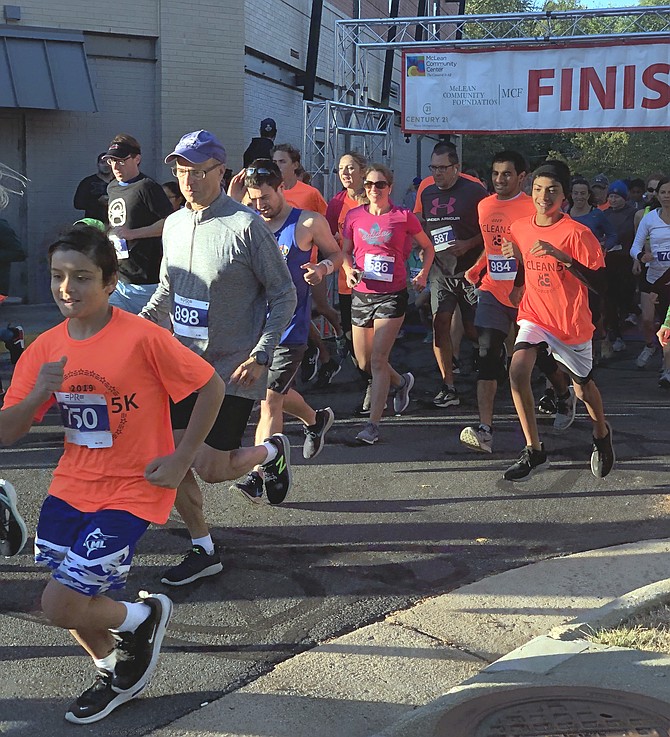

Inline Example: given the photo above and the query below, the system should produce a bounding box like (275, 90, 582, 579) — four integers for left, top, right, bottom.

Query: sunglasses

(648, 187, 658, 193)
(363, 180, 389, 190)
(246, 166, 275, 176)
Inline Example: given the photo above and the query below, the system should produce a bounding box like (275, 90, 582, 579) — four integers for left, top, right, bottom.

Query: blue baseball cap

(165, 130, 227, 165)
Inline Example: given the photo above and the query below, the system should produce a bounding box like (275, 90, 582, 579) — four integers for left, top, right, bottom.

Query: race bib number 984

(488, 254, 517, 281)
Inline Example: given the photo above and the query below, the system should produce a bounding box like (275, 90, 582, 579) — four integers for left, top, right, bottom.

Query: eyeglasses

(107, 156, 133, 166)
(429, 164, 458, 174)
(363, 180, 389, 190)
(172, 163, 221, 180)
(245, 166, 276, 177)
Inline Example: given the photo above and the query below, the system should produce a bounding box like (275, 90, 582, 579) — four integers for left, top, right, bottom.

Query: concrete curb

(552, 576, 670, 641)
(367, 576, 670, 737)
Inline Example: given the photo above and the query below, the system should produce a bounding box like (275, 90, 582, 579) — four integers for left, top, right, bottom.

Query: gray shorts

(267, 345, 306, 395)
(474, 289, 518, 335)
(429, 270, 477, 321)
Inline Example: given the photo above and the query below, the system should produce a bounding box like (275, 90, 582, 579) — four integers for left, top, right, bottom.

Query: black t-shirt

(419, 177, 487, 276)
(73, 174, 110, 223)
(243, 137, 274, 167)
(107, 174, 173, 284)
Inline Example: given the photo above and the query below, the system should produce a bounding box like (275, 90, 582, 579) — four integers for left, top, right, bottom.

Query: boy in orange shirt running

(0, 224, 224, 723)
(501, 161, 614, 481)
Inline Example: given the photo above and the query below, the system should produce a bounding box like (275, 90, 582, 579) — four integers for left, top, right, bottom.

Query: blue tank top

(274, 208, 312, 345)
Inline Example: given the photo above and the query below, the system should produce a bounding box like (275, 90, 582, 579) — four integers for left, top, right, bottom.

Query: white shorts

(516, 320, 593, 380)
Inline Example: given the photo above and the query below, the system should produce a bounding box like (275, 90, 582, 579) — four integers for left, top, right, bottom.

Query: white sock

(262, 440, 278, 464)
(192, 535, 215, 555)
(116, 601, 152, 633)
(93, 651, 117, 673)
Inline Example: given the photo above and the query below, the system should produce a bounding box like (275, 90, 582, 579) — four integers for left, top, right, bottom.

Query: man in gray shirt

(141, 130, 296, 586)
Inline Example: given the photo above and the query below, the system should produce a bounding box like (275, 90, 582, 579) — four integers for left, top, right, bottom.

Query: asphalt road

(1, 307, 668, 736)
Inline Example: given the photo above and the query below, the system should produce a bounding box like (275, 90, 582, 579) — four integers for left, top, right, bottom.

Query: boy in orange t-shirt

(0, 225, 224, 724)
(500, 161, 614, 482)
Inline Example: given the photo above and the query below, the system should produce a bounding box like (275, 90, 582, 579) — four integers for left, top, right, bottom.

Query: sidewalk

(146, 538, 670, 737)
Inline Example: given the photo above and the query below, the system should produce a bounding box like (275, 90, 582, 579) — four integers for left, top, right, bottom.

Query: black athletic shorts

(170, 393, 254, 452)
(351, 289, 408, 328)
(267, 345, 306, 395)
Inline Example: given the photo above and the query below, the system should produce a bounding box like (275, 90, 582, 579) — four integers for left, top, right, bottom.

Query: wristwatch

(251, 350, 269, 367)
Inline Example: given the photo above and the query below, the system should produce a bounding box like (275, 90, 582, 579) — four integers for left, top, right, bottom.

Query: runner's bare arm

(411, 230, 435, 292)
(0, 357, 67, 445)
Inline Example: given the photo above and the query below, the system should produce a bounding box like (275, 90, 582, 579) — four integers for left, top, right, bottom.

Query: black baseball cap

(260, 118, 277, 135)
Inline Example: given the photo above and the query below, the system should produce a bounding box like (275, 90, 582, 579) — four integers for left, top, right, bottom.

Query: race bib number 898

(173, 294, 210, 340)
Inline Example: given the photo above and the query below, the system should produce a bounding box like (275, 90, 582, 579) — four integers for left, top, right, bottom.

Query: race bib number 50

(56, 392, 112, 449)
(173, 293, 210, 340)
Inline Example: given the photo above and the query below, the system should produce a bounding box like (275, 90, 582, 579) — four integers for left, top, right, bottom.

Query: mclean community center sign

(401, 40, 670, 134)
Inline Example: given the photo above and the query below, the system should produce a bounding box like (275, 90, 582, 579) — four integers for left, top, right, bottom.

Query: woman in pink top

(342, 164, 434, 444)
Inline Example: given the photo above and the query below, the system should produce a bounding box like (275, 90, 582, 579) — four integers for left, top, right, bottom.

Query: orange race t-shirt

(478, 192, 536, 307)
(413, 173, 484, 216)
(326, 191, 364, 295)
(283, 180, 327, 216)
(3, 308, 215, 524)
(509, 214, 605, 345)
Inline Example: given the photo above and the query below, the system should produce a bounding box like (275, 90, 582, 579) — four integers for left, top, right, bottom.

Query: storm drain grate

(437, 686, 670, 737)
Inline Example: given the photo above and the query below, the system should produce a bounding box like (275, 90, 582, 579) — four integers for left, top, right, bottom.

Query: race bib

(657, 251, 670, 262)
(56, 392, 112, 449)
(431, 226, 455, 252)
(409, 267, 422, 280)
(488, 254, 518, 281)
(173, 293, 209, 340)
(109, 234, 129, 260)
(363, 253, 395, 282)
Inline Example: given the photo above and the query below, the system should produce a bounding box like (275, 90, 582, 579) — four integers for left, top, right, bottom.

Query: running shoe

(160, 545, 223, 586)
(612, 337, 626, 352)
(4, 325, 24, 365)
(335, 334, 349, 361)
(591, 422, 615, 478)
(0, 479, 27, 557)
(315, 358, 341, 388)
(459, 425, 493, 454)
(303, 407, 335, 459)
(393, 372, 414, 414)
(553, 387, 577, 431)
(112, 592, 172, 694)
(537, 387, 557, 415)
(433, 384, 459, 408)
(65, 670, 134, 724)
(354, 379, 373, 416)
(659, 369, 670, 389)
(300, 343, 319, 383)
(636, 344, 657, 369)
(624, 313, 638, 327)
(262, 434, 292, 505)
(356, 422, 379, 445)
(502, 444, 548, 481)
(452, 357, 461, 375)
(423, 330, 433, 344)
(600, 338, 614, 360)
(232, 471, 264, 504)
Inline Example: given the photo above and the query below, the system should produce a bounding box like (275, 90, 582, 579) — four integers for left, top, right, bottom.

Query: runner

(140, 130, 297, 586)
(228, 159, 343, 500)
(500, 160, 614, 481)
(104, 134, 174, 314)
(342, 163, 434, 444)
(415, 142, 487, 408)
(631, 176, 670, 384)
(460, 151, 536, 453)
(0, 223, 224, 723)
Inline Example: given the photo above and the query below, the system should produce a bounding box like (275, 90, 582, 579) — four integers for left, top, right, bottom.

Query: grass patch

(587, 604, 670, 655)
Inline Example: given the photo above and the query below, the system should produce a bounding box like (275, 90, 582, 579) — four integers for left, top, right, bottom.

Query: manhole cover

(436, 686, 670, 736)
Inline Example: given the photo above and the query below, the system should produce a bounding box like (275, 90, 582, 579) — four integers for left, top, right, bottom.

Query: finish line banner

(402, 40, 670, 134)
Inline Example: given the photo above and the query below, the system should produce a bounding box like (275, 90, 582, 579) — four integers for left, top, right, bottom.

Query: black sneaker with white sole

(314, 359, 341, 388)
(232, 471, 264, 504)
(0, 479, 27, 557)
(112, 592, 172, 694)
(160, 545, 223, 586)
(433, 384, 459, 408)
(303, 407, 335, 459)
(65, 670, 134, 724)
(300, 343, 319, 383)
(591, 422, 615, 478)
(262, 434, 292, 505)
(502, 444, 549, 481)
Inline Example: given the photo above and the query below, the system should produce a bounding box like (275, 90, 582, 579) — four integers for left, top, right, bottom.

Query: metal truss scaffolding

(304, 6, 670, 198)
